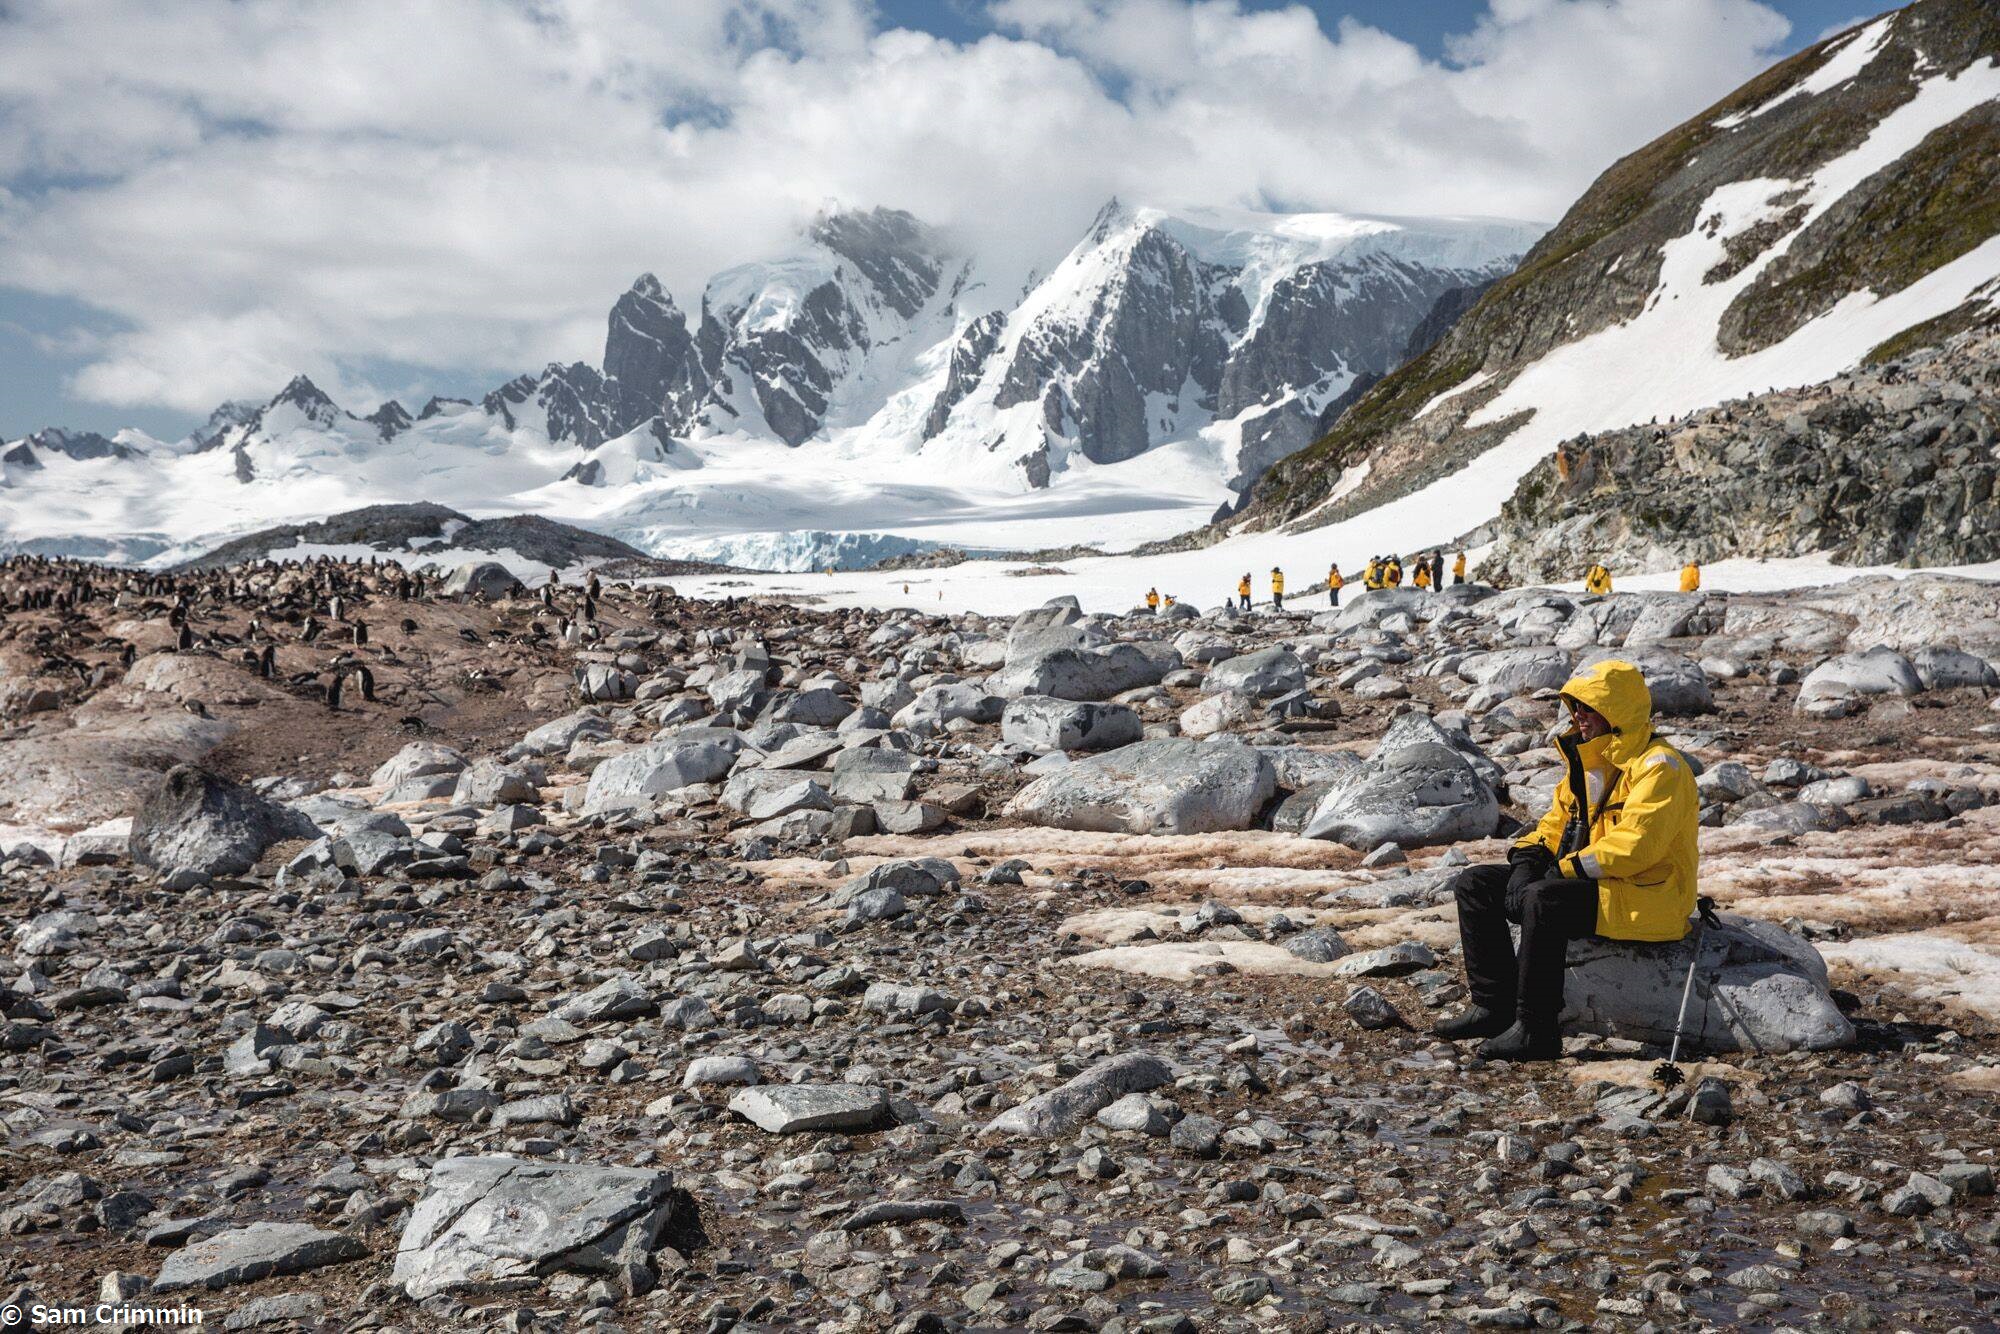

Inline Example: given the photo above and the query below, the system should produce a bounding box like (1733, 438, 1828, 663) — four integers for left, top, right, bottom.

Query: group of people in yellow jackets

(1161, 555, 1701, 615)
(1579, 561, 1702, 596)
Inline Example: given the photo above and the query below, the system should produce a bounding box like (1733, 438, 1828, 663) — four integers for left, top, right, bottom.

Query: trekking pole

(1653, 896, 1722, 1089)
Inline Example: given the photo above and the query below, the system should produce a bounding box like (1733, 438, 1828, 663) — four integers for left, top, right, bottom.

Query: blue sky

(882, 0, 1871, 59)
(0, 0, 1882, 442)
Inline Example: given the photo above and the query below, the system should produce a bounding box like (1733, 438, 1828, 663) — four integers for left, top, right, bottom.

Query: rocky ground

(0, 563, 1997, 1332)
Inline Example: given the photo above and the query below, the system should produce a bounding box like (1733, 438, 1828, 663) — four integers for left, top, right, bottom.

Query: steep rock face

(1480, 322, 2000, 580)
(602, 273, 708, 437)
(809, 209, 946, 320)
(698, 207, 951, 447)
(978, 203, 1523, 480)
(1230, 0, 2000, 538)
(485, 363, 618, 448)
(996, 216, 1233, 466)
(923, 311, 1005, 441)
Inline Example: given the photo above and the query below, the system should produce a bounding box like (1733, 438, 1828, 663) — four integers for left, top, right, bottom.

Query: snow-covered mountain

(0, 203, 1538, 567)
(1227, 0, 2000, 565)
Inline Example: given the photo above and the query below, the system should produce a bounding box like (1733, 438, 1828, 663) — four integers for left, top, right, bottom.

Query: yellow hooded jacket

(1513, 659, 1698, 941)
(1679, 563, 1700, 593)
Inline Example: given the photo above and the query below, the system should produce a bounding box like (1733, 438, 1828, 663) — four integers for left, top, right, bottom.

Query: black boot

(1476, 1022, 1562, 1062)
(1432, 1005, 1512, 1041)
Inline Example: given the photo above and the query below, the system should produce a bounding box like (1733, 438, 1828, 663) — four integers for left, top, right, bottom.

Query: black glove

(1506, 844, 1557, 893)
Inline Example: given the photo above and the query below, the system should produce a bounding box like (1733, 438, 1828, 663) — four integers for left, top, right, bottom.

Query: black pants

(1330, 587, 1340, 606)
(1451, 863, 1600, 1032)
(1239, 594, 1250, 611)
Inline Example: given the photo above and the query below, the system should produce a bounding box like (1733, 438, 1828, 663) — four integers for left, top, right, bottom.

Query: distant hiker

(1327, 563, 1343, 607)
(1145, 587, 1160, 614)
(1430, 551, 1446, 591)
(1680, 561, 1701, 593)
(1237, 574, 1252, 612)
(1585, 563, 1612, 596)
(1270, 567, 1285, 610)
(1453, 550, 1468, 585)
(1385, 556, 1403, 587)
(1434, 660, 1698, 1061)
(1163, 593, 1177, 609)
(1412, 557, 1432, 591)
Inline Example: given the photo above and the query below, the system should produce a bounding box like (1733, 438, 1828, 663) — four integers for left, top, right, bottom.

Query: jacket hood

(1559, 659, 1654, 766)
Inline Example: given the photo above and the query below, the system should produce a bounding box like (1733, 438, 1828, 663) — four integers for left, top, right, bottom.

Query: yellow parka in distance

(1271, 569, 1285, 595)
(1512, 659, 1698, 941)
(1680, 563, 1700, 593)
(1585, 564, 1612, 595)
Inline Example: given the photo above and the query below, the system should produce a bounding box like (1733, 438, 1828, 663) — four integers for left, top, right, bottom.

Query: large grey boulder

(983, 1053, 1172, 1138)
(729, 1084, 892, 1134)
(440, 561, 519, 600)
(830, 748, 920, 802)
(521, 711, 613, 756)
(1796, 646, 1924, 717)
(1623, 593, 1706, 646)
(892, 682, 1004, 734)
(1004, 736, 1275, 835)
(1458, 647, 1573, 695)
(1909, 645, 1997, 690)
(583, 740, 735, 813)
(1561, 915, 1854, 1053)
(990, 642, 1177, 701)
(392, 1156, 679, 1299)
(129, 766, 319, 877)
(1002, 697, 1143, 753)
(1300, 720, 1499, 851)
(372, 741, 467, 789)
(1202, 648, 1306, 699)
(1011, 598, 1083, 636)
(1576, 647, 1713, 715)
(154, 1222, 365, 1292)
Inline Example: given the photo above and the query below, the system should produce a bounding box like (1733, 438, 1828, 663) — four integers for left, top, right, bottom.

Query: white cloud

(0, 0, 1798, 416)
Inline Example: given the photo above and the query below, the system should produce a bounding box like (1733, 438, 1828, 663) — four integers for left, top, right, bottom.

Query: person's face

(1571, 702, 1612, 740)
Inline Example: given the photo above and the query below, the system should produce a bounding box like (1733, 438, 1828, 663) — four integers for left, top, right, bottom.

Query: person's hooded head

(1556, 659, 1654, 766)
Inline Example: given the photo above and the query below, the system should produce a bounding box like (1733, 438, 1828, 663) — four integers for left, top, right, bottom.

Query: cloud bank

(0, 0, 1800, 418)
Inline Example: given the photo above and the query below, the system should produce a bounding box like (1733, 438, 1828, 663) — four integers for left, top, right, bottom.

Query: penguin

(175, 624, 194, 652)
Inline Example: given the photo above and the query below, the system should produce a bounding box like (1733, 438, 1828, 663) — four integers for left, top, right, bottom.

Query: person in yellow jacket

(1434, 659, 1698, 1060)
(1584, 563, 1612, 596)
(1453, 550, 1467, 585)
(1385, 557, 1403, 587)
(1412, 558, 1432, 590)
(1362, 558, 1380, 590)
(1327, 562, 1343, 607)
(1163, 593, 1176, 609)
(1145, 587, 1160, 614)
(1680, 561, 1700, 593)
(1270, 566, 1285, 610)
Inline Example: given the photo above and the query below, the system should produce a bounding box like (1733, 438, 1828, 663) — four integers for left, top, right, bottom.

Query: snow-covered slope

(1234, 0, 2000, 561)
(0, 204, 1536, 568)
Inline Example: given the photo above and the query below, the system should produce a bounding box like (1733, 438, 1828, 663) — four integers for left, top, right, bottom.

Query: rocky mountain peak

(366, 400, 413, 439)
(1085, 198, 1132, 247)
(807, 207, 948, 319)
